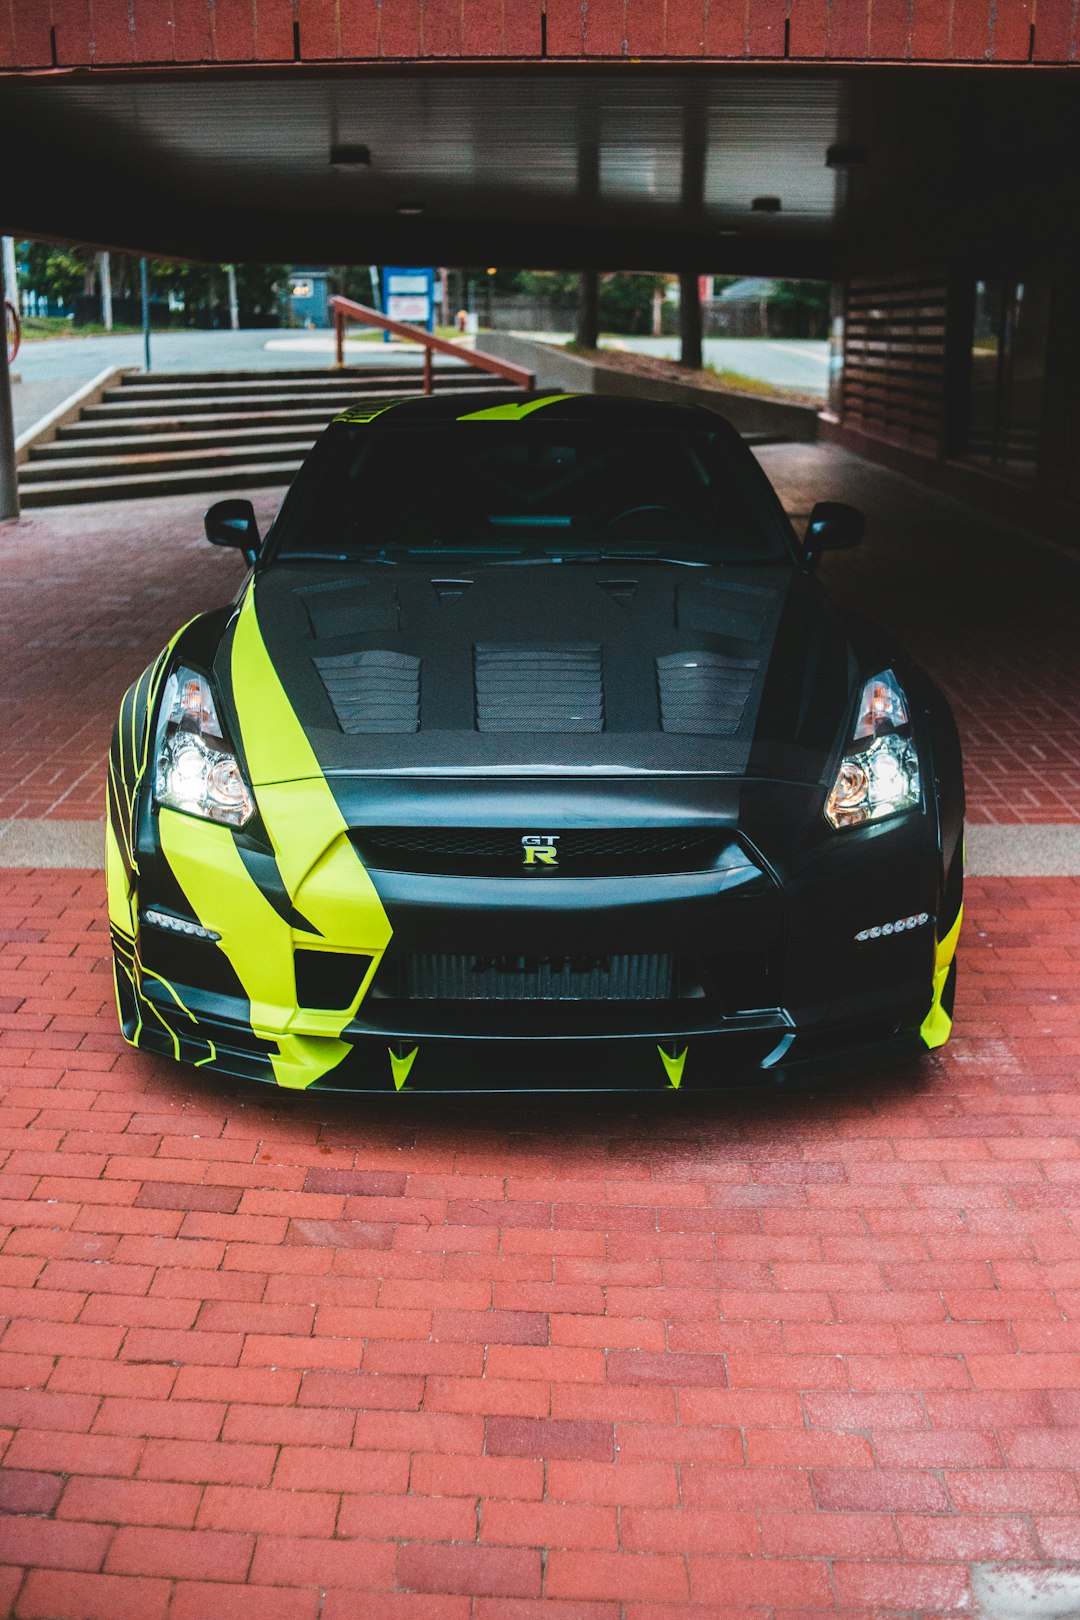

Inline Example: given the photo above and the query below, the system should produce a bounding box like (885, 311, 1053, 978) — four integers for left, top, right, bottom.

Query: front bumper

(121, 965, 930, 1092)
(115, 773, 945, 1093)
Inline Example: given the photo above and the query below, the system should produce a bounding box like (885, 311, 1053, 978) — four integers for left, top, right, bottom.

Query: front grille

(406, 952, 673, 1001)
(352, 826, 729, 877)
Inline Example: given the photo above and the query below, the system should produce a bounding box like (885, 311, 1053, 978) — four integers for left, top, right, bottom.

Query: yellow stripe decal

(333, 399, 411, 425)
(159, 583, 393, 1091)
(457, 395, 575, 422)
(389, 1046, 419, 1091)
(920, 902, 963, 1050)
(658, 1046, 688, 1089)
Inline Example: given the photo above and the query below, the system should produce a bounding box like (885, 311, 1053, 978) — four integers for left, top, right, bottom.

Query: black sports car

(107, 392, 963, 1093)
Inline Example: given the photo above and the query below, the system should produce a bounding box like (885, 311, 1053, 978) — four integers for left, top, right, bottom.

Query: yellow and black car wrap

(107, 391, 964, 1093)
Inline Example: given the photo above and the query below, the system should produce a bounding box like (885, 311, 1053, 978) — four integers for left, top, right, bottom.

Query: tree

(599, 273, 667, 336)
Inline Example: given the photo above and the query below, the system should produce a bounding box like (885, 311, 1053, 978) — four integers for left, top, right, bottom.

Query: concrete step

(36, 423, 323, 458)
(58, 406, 364, 439)
(87, 378, 513, 420)
(17, 366, 523, 506)
(117, 364, 456, 385)
(22, 441, 317, 482)
(19, 458, 303, 506)
(111, 373, 453, 401)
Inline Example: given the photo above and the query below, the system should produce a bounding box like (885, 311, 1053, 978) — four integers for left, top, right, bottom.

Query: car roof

(331, 390, 736, 432)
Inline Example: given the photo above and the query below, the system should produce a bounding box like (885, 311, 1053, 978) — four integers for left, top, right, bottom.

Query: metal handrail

(5, 300, 20, 365)
(329, 294, 533, 394)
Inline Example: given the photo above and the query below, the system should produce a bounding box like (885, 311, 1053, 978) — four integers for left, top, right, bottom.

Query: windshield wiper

(489, 551, 711, 568)
(274, 551, 398, 564)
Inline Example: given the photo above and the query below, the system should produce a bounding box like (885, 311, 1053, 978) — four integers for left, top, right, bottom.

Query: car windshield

(269, 422, 793, 565)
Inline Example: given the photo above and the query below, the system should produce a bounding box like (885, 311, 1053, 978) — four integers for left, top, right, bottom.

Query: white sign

(387, 295, 430, 322)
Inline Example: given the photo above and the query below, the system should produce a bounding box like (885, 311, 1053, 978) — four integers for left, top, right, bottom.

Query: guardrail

(329, 295, 533, 394)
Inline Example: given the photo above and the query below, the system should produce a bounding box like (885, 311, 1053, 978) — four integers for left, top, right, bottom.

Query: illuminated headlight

(153, 667, 254, 828)
(826, 670, 921, 831)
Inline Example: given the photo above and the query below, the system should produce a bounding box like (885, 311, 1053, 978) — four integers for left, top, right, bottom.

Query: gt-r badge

(522, 835, 560, 868)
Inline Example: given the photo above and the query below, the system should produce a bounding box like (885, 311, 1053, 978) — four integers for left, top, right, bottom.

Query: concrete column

(0, 245, 19, 520)
(576, 270, 600, 350)
(678, 270, 703, 370)
(99, 251, 113, 330)
(226, 263, 239, 331)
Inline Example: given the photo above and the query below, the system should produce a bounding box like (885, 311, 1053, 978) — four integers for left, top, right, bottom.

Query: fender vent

(474, 644, 604, 733)
(314, 649, 420, 733)
(656, 651, 757, 737)
(297, 579, 399, 639)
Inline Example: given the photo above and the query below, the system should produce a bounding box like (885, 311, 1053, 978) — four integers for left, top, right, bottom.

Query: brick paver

(3, 448, 1080, 822)
(0, 865, 1079, 1615)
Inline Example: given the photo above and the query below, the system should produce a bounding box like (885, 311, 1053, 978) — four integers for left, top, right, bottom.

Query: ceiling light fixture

(329, 143, 371, 167)
(396, 202, 424, 216)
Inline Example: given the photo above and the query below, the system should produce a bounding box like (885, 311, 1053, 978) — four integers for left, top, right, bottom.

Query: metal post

(140, 256, 152, 371)
(99, 250, 113, 331)
(2, 238, 17, 317)
(226, 263, 240, 331)
(422, 346, 433, 395)
(0, 246, 19, 520)
(334, 307, 345, 367)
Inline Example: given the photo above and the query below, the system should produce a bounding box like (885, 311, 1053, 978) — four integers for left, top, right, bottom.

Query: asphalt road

(515, 332, 830, 395)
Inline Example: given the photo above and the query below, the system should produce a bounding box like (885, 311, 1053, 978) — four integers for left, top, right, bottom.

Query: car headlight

(825, 669, 920, 831)
(153, 666, 255, 828)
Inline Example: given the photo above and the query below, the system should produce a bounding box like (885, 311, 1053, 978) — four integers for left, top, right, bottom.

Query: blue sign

(382, 267, 435, 339)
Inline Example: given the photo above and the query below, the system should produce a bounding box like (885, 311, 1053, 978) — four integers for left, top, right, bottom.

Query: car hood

(234, 561, 856, 787)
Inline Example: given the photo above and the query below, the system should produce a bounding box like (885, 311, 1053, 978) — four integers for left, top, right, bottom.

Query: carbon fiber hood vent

(474, 644, 604, 733)
(254, 561, 851, 785)
(313, 649, 420, 734)
(656, 651, 758, 737)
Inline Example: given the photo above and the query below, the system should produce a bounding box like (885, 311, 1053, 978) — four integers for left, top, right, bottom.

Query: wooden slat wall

(840, 274, 950, 456)
(0, 0, 1075, 69)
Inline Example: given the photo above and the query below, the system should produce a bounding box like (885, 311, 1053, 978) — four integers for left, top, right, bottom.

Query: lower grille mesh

(406, 953, 673, 1001)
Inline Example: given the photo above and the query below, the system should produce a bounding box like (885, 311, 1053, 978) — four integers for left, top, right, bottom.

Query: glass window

(270, 423, 793, 565)
(963, 275, 1049, 475)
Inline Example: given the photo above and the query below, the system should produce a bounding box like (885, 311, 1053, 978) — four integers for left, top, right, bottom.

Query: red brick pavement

(0, 867, 1079, 1616)
(2, 450, 1079, 824)
(0, 492, 278, 823)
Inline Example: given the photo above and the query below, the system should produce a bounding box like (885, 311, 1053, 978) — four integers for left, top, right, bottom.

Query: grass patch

(560, 342, 817, 405)
(19, 317, 143, 341)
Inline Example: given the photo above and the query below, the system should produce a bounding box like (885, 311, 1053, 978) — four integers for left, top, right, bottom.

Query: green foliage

(769, 279, 830, 312)
(329, 266, 377, 307)
(599, 272, 667, 335)
(516, 270, 579, 301)
(16, 241, 287, 325)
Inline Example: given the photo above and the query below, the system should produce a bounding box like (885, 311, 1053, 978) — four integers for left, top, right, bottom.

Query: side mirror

(205, 499, 260, 565)
(803, 501, 864, 566)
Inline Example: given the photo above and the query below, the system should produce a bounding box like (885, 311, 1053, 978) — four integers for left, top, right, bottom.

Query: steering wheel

(602, 503, 688, 536)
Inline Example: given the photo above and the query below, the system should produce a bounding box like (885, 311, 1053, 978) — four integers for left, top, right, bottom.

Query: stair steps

(18, 363, 513, 507)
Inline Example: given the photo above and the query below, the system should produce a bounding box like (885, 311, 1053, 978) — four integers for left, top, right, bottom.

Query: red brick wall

(1, 0, 1073, 69)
